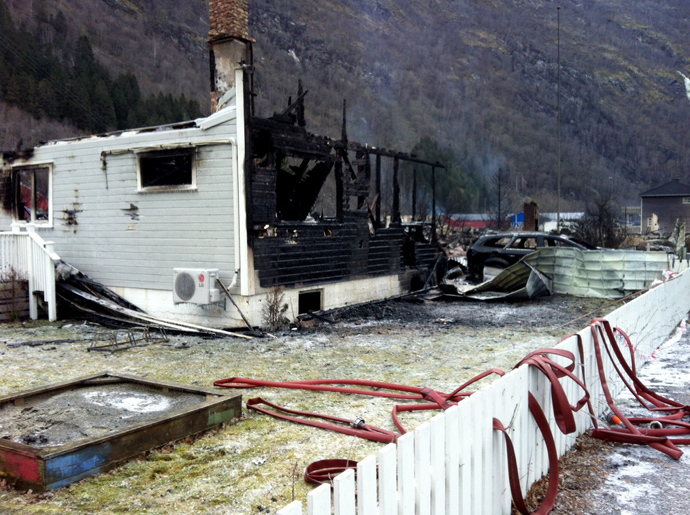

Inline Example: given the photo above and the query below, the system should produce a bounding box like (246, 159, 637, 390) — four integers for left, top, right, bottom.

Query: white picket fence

(0, 225, 60, 321)
(278, 270, 690, 515)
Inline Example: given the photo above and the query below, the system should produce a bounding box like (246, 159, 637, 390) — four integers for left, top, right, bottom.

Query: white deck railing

(278, 270, 690, 515)
(0, 225, 60, 321)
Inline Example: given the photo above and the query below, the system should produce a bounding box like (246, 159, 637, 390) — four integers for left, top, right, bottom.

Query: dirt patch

(515, 435, 620, 515)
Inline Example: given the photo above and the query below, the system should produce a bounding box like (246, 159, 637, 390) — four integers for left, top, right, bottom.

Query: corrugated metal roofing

(459, 247, 670, 300)
(522, 247, 669, 298)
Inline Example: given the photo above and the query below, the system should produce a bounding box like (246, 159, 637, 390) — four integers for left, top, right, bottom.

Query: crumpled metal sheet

(463, 262, 553, 301)
(449, 248, 671, 301)
(522, 248, 670, 298)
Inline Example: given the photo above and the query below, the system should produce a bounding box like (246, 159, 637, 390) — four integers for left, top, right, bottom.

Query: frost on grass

(0, 296, 611, 514)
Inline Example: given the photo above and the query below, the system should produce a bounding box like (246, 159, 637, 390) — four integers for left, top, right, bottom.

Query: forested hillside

(2, 0, 689, 211)
(0, 0, 209, 147)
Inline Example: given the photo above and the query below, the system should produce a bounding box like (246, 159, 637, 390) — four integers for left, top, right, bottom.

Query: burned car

(466, 232, 596, 282)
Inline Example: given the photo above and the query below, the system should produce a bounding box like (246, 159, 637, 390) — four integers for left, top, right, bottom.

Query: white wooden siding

(1, 115, 239, 291)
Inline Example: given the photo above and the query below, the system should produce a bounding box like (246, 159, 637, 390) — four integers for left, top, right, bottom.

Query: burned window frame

(137, 148, 197, 193)
(12, 163, 53, 227)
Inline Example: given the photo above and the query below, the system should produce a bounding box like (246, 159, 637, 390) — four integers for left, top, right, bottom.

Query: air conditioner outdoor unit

(172, 268, 221, 305)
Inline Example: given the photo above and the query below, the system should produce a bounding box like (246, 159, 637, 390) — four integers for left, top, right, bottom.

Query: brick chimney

(208, 0, 253, 112)
(209, 0, 249, 41)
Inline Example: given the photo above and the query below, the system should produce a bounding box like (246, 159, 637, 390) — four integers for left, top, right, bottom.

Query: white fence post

(397, 432, 415, 515)
(356, 455, 377, 515)
(378, 443, 397, 515)
(277, 500, 303, 515)
(430, 414, 446, 515)
(307, 484, 330, 515)
(444, 406, 460, 515)
(415, 422, 431, 515)
(334, 469, 355, 515)
(26, 230, 37, 320)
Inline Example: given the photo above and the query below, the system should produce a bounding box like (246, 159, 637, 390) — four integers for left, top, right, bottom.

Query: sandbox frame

(0, 372, 241, 491)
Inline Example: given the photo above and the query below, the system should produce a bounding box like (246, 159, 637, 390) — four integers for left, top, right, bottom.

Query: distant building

(640, 179, 690, 235)
(539, 212, 584, 233)
(444, 214, 494, 230)
(444, 213, 520, 231)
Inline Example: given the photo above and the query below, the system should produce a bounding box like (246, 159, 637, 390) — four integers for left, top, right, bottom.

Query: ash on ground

(316, 293, 601, 330)
(0, 383, 204, 447)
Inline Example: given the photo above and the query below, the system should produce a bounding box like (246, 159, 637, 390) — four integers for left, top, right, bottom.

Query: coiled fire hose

(214, 318, 690, 514)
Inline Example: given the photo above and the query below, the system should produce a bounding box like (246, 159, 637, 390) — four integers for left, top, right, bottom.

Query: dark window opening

(15, 166, 50, 223)
(545, 237, 566, 247)
(139, 149, 194, 190)
(275, 154, 334, 221)
(298, 290, 322, 314)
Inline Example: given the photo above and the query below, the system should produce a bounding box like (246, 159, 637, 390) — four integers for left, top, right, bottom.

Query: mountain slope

(2, 0, 689, 209)
(250, 0, 690, 207)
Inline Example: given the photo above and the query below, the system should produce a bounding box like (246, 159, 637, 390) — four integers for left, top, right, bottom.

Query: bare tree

(572, 192, 626, 248)
(488, 167, 515, 230)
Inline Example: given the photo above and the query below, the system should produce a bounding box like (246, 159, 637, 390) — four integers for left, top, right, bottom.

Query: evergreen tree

(405, 137, 485, 215)
(74, 36, 97, 79)
(111, 73, 141, 129)
(68, 77, 93, 131)
(0, 0, 205, 133)
(91, 79, 116, 132)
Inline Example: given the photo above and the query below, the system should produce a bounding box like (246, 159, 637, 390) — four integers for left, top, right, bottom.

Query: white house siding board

(40, 126, 232, 155)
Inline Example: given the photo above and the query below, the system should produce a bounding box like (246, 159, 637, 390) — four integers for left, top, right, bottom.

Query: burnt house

(0, 0, 439, 328)
(640, 179, 690, 235)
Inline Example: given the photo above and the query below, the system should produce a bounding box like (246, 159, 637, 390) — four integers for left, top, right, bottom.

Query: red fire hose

(586, 318, 690, 459)
(215, 370, 505, 439)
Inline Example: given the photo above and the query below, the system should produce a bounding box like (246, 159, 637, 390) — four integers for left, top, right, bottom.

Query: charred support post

(431, 166, 437, 243)
(297, 80, 306, 128)
(412, 168, 417, 221)
(375, 154, 382, 227)
(335, 157, 344, 221)
(392, 157, 401, 226)
(356, 149, 371, 210)
(336, 100, 348, 221)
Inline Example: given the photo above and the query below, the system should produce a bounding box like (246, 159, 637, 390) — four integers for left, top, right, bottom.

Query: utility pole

(557, 6, 562, 232)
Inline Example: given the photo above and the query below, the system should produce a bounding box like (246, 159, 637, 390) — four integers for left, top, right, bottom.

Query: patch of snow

(83, 391, 171, 413)
(288, 49, 300, 63)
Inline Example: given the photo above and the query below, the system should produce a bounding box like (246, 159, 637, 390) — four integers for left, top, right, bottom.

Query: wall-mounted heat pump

(172, 268, 221, 305)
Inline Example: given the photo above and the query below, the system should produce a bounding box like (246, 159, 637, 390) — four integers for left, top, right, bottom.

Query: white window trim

(136, 147, 198, 193)
(683, 197, 690, 204)
(11, 162, 54, 228)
